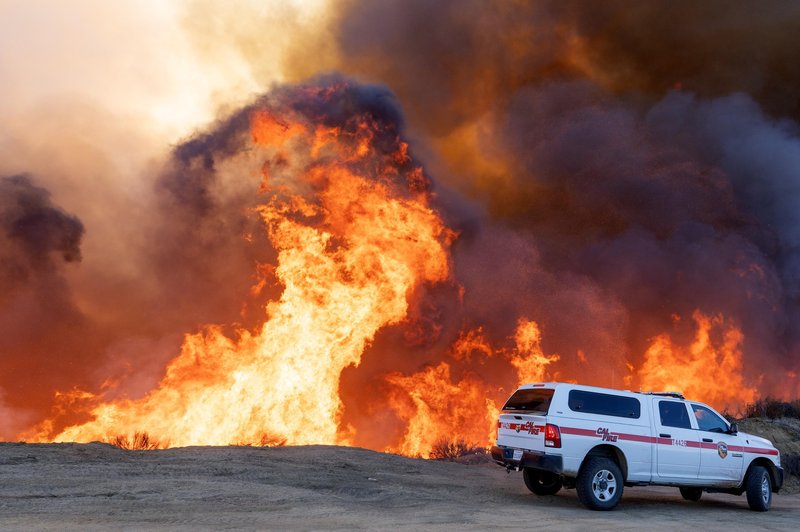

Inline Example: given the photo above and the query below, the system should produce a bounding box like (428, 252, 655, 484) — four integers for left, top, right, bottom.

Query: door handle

(702, 438, 713, 443)
(659, 433, 671, 438)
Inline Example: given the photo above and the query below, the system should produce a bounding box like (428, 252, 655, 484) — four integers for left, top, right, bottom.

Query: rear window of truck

(568, 390, 641, 418)
(503, 388, 554, 414)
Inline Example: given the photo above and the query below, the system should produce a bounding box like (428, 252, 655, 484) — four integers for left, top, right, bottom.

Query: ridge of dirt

(736, 416, 800, 493)
(737, 417, 800, 453)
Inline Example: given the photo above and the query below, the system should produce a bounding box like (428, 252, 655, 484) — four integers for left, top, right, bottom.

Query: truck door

(653, 399, 701, 480)
(691, 403, 743, 483)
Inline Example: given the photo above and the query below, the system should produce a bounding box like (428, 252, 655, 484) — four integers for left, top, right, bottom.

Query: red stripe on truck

(619, 433, 655, 444)
(550, 426, 778, 455)
(735, 445, 779, 456)
(559, 426, 597, 438)
(497, 421, 546, 434)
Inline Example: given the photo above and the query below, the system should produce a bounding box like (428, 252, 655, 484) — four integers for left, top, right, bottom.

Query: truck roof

(517, 382, 686, 401)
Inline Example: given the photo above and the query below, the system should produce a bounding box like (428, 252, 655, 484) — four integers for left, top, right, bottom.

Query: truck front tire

(576, 457, 624, 510)
(745, 466, 772, 512)
(523, 468, 562, 495)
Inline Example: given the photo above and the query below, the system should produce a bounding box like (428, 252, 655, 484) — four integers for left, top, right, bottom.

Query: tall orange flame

(24, 82, 766, 454)
(638, 310, 758, 412)
(385, 362, 499, 458)
(509, 318, 559, 384)
(33, 85, 452, 447)
(384, 318, 558, 457)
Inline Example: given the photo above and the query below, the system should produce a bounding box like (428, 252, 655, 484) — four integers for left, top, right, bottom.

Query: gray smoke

(0, 174, 91, 436)
(323, 0, 800, 419)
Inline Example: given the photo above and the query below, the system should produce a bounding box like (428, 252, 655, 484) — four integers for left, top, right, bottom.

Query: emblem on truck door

(717, 442, 728, 459)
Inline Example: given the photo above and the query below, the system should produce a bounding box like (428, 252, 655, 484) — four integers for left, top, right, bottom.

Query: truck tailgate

(497, 413, 547, 453)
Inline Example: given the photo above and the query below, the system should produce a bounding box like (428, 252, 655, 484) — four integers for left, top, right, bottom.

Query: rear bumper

(491, 445, 563, 475)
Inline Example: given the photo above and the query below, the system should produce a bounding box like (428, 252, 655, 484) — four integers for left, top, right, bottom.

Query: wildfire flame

(385, 362, 499, 458)
(384, 318, 558, 457)
(638, 310, 757, 412)
(509, 318, 559, 384)
(23, 80, 765, 454)
(33, 82, 452, 448)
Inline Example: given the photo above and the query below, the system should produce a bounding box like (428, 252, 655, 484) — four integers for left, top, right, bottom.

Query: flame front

(24, 79, 772, 454)
(638, 311, 757, 412)
(5, 0, 799, 454)
(42, 83, 451, 447)
(384, 318, 558, 457)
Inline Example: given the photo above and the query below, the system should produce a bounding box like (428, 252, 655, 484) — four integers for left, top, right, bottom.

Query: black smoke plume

(0, 175, 91, 435)
(322, 0, 800, 415)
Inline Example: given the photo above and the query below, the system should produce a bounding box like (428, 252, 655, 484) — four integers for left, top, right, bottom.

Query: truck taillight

(545, 423, 561, 448)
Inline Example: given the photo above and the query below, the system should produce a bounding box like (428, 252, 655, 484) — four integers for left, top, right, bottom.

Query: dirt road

(0, 443, 796, 530)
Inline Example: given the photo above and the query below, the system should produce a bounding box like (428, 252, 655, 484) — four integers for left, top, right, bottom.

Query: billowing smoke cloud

(327, 0, 800, 127)
(2, 0, 800, 443)
(0, 175, 84, 266)
(0, 175, 88, 435)
(558, 1, 800, 120)
(317, 0, 800, 415)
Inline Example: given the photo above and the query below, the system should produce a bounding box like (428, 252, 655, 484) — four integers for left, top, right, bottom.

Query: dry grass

(743, 398, 800, 420)
(428, 439, 488, 462)
(232, 433, 287, 447)
(108, 432, 163, 450)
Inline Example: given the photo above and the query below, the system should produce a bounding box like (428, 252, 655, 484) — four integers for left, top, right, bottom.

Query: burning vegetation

(2, 2, 800, 456)
(108, 432, 163, 451)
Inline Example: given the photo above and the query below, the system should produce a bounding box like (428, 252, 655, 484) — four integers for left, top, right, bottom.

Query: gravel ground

(0, 443, 796, 531)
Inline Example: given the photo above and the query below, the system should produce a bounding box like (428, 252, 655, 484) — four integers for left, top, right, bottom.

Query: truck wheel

(745, 466, 772, 512)
(679, 487, 702, 501)
(576, 457, 624, 511)
(523, 468, 562, 495)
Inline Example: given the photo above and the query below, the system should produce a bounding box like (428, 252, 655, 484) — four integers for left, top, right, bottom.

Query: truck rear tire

(523, 468, 562, 495)
(745, 466, 772, 512)
(679, 487, 702, 501)
(576, 457, 624, 510)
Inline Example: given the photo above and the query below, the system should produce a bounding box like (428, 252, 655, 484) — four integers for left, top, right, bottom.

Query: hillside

(737, 417, 800, 492)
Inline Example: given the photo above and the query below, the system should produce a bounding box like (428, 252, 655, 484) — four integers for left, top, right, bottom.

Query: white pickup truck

(491, 382, 784, 511)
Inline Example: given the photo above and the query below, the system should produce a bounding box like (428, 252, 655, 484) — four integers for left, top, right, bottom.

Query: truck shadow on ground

(513, 488, 767, 513)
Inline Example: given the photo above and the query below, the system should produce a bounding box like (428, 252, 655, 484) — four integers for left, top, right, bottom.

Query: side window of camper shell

(568, 390, 641, 418)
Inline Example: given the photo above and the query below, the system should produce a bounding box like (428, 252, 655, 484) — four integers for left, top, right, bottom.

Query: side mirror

(728, 422, 738, 435)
